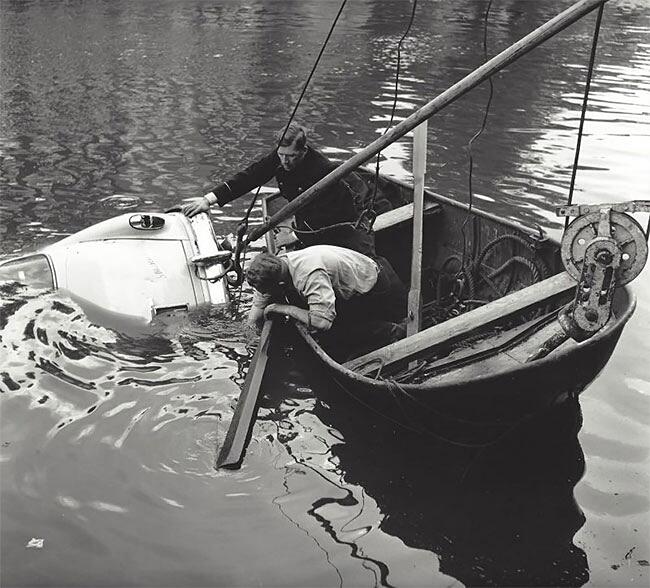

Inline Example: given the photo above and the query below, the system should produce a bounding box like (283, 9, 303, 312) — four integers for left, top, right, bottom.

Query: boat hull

(257, 170, 641, 443)
(283, 286, 635, 443)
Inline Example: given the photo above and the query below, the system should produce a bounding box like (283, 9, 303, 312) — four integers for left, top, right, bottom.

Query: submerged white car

(0, 212, 232, 322)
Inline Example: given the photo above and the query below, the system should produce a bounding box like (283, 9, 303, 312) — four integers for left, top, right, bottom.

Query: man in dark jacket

(180, 123, 374, 255)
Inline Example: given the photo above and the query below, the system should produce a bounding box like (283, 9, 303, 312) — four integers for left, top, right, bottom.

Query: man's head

(276, 123, 308, 171)
(245, 252, 288, 295)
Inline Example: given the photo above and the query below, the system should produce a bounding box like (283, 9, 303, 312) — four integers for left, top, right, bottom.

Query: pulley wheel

(561, 211, 648, 286)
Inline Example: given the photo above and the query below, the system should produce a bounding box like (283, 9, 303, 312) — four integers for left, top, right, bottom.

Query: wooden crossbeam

(266, 197, 440, 248)
(344, 271, 576, 376)
(374, 198, 439, 232)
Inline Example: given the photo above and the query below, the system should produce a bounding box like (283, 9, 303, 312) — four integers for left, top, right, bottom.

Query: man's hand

(181, 197, 211, 218)
(243, 322, 260, 345)
(262, 303, 329, 331)
(263, 303, 283, 319)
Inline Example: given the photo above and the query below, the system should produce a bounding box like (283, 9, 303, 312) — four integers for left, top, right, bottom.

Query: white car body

(0, 212, 231, 322)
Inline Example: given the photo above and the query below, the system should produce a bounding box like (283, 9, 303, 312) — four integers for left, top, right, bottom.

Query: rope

(489, 255, 541, 284)
(460, 0, 494, 268)
(359, 0, 419, 232)
(475, 233, 533, 269)
(278, 0, 349, 146)
(564, 2, 605, 229)
(436, 230, 547, 320)
(474, 233, 538, 296)
(228, 0, 351, 290)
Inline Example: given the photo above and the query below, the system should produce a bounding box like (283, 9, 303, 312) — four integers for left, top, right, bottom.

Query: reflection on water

(1, 0, 649, 586)
(2, 278, 594, 586)
(4, 0, 646, 251)
(0, 285, 248, 447)
(0, 286, 268, 587)
(254, 337, 589, 587)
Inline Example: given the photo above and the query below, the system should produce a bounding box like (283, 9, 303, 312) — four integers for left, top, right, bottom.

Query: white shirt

(252, 245, 379, 329)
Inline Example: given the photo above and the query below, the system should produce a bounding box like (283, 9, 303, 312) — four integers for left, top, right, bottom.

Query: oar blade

(216, 320, 274, 469)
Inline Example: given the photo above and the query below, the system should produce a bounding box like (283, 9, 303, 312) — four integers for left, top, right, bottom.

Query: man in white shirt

(246, 245, 406, 359)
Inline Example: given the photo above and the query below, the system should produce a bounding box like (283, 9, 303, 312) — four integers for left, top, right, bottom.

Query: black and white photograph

(1, 0, 649, 586)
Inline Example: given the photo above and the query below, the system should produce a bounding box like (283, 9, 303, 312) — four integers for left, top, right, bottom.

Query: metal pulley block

(557, 201, 649, 336)
(526, 202, 648, 362)
(557, 201, 649, 286)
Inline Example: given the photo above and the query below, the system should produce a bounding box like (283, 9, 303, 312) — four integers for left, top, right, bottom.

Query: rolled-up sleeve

(251, 289, 272, 312)
(301, 269, 336, 330)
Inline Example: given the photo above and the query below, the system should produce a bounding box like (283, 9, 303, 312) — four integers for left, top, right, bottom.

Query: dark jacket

(211, 147, 375, 255)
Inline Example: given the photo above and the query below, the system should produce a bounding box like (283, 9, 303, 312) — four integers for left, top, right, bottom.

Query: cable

(461, 0, 494, 268)
(278, 0, 349, 146)
(564, 3, 605, 229)
(229, 0, 350, 287)
(360, 0, 419, 231)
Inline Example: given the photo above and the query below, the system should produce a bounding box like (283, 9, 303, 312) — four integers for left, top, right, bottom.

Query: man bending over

(245, 245, 406, 360)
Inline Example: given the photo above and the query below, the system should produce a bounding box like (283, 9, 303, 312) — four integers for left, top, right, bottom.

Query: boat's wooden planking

(417, 320, 575, 386)
(351, 175, 564, 295)
(344, 271, 576, 376)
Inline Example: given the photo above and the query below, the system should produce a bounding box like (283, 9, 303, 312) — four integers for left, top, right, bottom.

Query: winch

(528, 201, 649, 360)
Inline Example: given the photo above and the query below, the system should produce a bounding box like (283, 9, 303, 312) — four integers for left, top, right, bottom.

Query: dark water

(1, 0, 649, 586)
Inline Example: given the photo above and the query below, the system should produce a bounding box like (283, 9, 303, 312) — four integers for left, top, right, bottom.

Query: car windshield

(0, 255, 55, 290)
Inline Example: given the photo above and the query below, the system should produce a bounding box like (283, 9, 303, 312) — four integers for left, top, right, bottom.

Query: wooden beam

(373, 198, 439, 232)
(407, 122, 427, 338)
(260, 197, 276, 254)
(268, 198, 440, 249)
(248, 0, 609, 243)
(344, 272, 576, 376)
(216, 320, 274, 469)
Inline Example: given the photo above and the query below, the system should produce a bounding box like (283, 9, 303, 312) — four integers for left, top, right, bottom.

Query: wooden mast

(248, 0, 609, 243)
(407, 121, 427, 338)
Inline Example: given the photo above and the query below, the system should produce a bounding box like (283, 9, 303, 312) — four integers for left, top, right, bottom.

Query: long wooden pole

(216, 320, 273, 469)
(248, 0, 608, 243)
(407, 121, 427, 338)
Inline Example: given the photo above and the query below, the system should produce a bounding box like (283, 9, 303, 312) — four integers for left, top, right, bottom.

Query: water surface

(1, 0, 649, 586)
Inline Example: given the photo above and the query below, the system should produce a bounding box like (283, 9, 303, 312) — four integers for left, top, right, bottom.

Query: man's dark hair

(277, 122, 307, 150)
(245, 253, 284, 293)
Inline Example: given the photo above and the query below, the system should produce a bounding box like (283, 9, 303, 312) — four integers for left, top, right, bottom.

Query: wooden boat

(211, 0, 650, 460)
(259, 175, 641, 443)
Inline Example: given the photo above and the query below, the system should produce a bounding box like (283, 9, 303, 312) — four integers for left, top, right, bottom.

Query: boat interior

(260, 168, 595, 381)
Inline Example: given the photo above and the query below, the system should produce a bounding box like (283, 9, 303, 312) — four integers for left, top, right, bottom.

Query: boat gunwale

(377, 173, 554, 242)
(291, 286, 637, 393)
(263, 173, 559, 246)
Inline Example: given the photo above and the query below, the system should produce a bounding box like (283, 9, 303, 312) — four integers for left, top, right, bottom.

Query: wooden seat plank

(262, 197, 440, 248)
(373, 198, 439, 232)
(344, 271, 576, 376)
